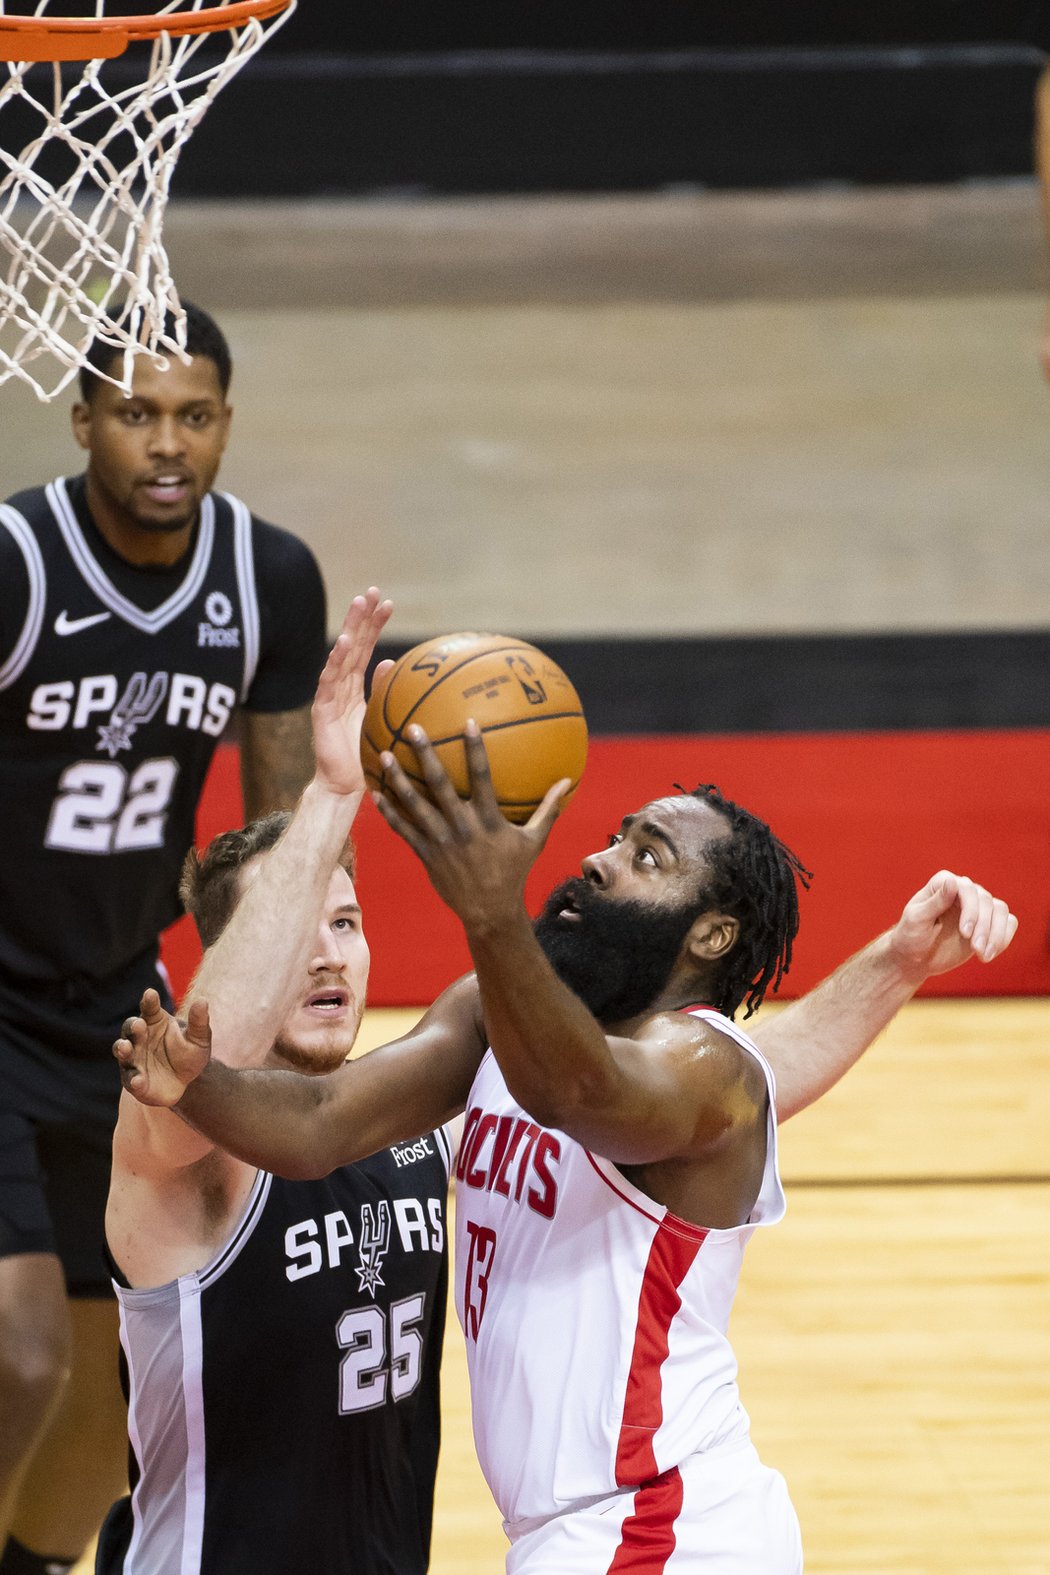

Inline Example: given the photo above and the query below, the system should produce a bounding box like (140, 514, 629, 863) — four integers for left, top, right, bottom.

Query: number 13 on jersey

(463, 1221, 497, 1341)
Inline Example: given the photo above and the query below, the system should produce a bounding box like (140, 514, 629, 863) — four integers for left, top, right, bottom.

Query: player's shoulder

(637, 1005, 760, 1075)
(215, 496, 321, 580)
(637, 1003, 733, 1042)
(0, 485, 50, 593)
(1, 480, 52, 527)
(425, 970, 486, 1041)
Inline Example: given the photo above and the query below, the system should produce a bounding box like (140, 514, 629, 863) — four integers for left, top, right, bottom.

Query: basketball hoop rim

(0, 0, 291, 62)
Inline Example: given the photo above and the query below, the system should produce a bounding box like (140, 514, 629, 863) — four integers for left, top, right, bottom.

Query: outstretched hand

(887, 871, 1018, 984)
(312, 588, 393, 798)
(373, 721, 570, 928)
(114, 988, 213, 1108)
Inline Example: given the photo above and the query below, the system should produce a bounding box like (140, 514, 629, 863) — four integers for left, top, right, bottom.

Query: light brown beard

(270, 1037, 353, 1075)
(270, 1002, 363, 1075)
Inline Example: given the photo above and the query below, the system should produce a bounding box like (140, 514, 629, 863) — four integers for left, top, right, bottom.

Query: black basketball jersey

(0, 476, 316, 998)
(100, 1131, 453, 1575)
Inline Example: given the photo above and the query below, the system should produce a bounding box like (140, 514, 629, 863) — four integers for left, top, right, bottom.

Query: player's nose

(148, 415, 185, 456)
(581, 848, 612, 888)
(309, 923, 344, 971)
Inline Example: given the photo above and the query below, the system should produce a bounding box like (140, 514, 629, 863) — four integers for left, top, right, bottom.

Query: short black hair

(78, 299, 232, 401)
(683, 783, 812, 1020)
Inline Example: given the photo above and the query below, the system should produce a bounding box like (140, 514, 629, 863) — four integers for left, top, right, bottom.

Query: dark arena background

(174, 1, 1049, 195)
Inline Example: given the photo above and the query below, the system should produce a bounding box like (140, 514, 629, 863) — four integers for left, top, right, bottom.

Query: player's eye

(120, 405, 149, 424)
(184, 408, 212, 428)
(637, 847, 658, 867)
(607, 832, 623, 847)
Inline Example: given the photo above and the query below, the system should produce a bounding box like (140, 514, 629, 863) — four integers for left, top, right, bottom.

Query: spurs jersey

(100, 1129, 453, 1575)
(453, 1009, 785, 1538)
(0, 476, 325, 998)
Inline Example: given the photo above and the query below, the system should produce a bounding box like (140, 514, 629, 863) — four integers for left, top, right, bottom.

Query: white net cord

(0, 0, 294, 400)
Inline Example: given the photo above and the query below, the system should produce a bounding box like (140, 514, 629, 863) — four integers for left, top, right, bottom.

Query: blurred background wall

(2, 0, 1047, 1000)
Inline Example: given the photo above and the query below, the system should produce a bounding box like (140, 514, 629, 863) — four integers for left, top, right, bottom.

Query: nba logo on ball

(362, 633, 588, 823)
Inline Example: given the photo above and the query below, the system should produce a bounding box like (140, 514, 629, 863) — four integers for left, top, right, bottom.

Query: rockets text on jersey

(455, 1107, 562, 1220)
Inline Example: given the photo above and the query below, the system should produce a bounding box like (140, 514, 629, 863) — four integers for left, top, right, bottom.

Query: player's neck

(83, 472, 198, 568)
(616, 973, 715, 1033)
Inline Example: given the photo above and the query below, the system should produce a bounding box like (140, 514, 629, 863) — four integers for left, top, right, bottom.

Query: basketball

(362, 633, 588, 823)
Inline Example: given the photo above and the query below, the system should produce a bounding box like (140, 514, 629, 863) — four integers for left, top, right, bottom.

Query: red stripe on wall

(606, 1466, 685, 1575)
(615, 1225, 706, 1486)
(161, 730, 1050, 1005)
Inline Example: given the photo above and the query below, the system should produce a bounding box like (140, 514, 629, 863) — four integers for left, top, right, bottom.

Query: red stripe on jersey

(614, 1224, 706, 1485)
(605, 1464, 685, 1573)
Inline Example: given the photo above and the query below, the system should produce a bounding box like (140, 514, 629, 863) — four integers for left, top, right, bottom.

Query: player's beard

(271, 987, 364, 1076)
(271, 1030, 355, 1076)
(533, 876, 701, 1025)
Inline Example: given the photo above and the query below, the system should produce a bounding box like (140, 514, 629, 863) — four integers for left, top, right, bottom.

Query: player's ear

(684, 912, 739, 964)
(218, 402, 233, 453)
(71, 400, 91, 450)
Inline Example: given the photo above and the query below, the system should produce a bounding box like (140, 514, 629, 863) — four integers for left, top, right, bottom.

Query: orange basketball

(362, 633, 588, 823)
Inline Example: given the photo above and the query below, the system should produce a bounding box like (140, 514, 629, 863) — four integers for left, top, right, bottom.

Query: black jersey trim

(0, 504, 46, 690)
(196, 1170, 273, 1291)
(434, 1123, 455, 1180)
(226, 492, 261, 701)
(47, 477, 217, 634)
(110, 1171, 274, 1307)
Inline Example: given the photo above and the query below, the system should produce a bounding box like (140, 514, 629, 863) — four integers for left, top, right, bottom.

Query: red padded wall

(161, 730, 1050, 1006)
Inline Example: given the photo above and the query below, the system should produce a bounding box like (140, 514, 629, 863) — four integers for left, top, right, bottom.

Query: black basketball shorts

(0, 961, 173, 1297)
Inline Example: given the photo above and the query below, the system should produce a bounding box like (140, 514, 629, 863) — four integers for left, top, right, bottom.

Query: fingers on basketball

(361, 633, 588, 825)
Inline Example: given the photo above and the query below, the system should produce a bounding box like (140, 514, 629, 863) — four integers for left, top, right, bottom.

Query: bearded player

(115, 711, 1017, 1572)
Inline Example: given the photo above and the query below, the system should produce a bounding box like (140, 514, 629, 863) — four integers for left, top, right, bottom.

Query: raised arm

(372, 725, 762, 1166)
(116, 975, 486, 1178)
(112, 590, 392, 1183)
(184, 589, 391, 1063)
(752, 871, 1018, 1121)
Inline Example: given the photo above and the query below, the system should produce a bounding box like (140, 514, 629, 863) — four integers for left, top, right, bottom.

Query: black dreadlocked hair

(681, 783, 812, 1021)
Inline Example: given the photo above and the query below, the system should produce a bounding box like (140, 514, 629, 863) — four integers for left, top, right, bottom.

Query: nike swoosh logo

(54, 609, 112, 636)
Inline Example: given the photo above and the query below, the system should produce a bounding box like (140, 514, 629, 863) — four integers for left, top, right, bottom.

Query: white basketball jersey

(453, 1007, 785, 1538)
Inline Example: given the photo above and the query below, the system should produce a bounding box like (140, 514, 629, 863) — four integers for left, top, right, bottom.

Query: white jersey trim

(117, 1297, 149, 1573)
(197, 1169, 272, 1290)
(113, 1170, 270, 1573)
(584, 1151, 700, 1235)
(687, 1006, 785, 1230)
(0, 504, 46, 691)
(225, 491, 260, 701)
(584, 1005, 785, 1237)
(46, 475, 216, 634)
(111, 1170, 272, 1307)
(177, 1278, 207, 1575)
(435, 1122, 456, 1178)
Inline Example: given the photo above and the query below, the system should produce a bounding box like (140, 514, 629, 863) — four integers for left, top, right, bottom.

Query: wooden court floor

(74, 997, 1049, 1574)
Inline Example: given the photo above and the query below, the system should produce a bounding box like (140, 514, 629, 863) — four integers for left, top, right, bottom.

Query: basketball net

(0, 0, 295, 402)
